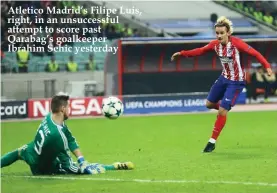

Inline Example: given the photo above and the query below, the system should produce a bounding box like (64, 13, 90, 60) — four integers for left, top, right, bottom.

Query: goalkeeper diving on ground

(1, 94, 134, 175)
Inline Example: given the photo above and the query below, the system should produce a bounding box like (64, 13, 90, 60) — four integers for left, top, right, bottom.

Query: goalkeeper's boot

(203, 142, 215, 153)
(113, 162, 134, 170)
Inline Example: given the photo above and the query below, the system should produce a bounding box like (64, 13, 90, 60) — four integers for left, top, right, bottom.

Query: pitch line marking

(2, 175, 277, 187)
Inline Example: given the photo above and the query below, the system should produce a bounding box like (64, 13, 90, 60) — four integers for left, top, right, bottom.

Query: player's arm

(171, 40, 215, 61)
(63, 126, 84, 160)
(234, 38, 273, 76)
(63, 126, 79, 153)
(63, 126, 97, 174)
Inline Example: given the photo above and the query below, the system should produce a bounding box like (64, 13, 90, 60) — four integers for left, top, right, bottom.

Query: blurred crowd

(225, 1, 277, 26)
(247, 63, 277, 103)
(1, 1, 277, 75)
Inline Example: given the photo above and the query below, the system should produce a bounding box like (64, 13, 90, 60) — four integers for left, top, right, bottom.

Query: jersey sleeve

(180, 40, 216, 57)
(63, 125, 79, 152)
(233, 37, 271, 68)
(56, 152, 80, 174)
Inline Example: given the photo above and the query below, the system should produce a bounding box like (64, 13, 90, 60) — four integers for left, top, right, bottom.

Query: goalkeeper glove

(77, 156, 105, 174)
(89, 163, 106, 174)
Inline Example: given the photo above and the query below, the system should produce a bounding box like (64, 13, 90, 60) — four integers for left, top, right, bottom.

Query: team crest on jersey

(227, 48, 233, 55)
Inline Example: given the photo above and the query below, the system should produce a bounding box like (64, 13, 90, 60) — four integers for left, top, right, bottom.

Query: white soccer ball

(101, 96, 124, 119)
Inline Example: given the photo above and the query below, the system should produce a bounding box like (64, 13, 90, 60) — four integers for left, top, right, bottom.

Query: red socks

(211, 115, 227, 141)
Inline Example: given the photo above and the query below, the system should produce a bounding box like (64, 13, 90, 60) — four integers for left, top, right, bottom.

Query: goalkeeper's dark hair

(51, 94, 69, 113)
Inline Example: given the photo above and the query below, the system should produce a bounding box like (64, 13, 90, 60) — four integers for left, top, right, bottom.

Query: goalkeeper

(1, 94, 134, 175)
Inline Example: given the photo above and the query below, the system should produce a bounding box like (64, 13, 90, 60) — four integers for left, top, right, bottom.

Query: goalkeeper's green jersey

(24, 113, 79, 169)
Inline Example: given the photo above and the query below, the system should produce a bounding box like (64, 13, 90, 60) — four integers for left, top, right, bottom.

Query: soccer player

(1, 94, 134, 175)
(171, 16, 273, 153)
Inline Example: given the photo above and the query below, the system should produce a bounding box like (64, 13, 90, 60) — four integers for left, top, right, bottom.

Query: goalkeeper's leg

(54, 152, 134, 173)
(103, 162, 135, 170)
(1, 145, 27, 168)
(1, 149, 19, 168)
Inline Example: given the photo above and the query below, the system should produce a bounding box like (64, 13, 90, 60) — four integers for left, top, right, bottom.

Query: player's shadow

(211, 152, 262, 160)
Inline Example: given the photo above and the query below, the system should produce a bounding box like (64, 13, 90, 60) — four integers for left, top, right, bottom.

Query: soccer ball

(101, 96, 124, 119)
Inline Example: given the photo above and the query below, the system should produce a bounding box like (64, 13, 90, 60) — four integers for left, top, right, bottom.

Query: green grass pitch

(1, 111, 277, 193)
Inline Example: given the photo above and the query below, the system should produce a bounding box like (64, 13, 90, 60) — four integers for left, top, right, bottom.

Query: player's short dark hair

(51, 94, 69, 113)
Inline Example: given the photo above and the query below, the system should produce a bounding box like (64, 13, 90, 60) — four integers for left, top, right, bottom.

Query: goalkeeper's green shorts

(20, 145, 79, 175)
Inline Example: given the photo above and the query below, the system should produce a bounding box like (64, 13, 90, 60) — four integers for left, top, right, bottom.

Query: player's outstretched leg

(204, 83, 244, 153)
(1, 149, 20, 168)
(103, 162, 135, 170)
(203, 107, 228, 153)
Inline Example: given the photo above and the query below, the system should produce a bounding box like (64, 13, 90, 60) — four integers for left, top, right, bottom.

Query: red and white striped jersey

(215, 39, 245, 81)
(180, 36, 271, 82)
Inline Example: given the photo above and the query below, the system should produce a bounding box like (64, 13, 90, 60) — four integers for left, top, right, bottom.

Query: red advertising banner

(28, 97, 104, 118)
